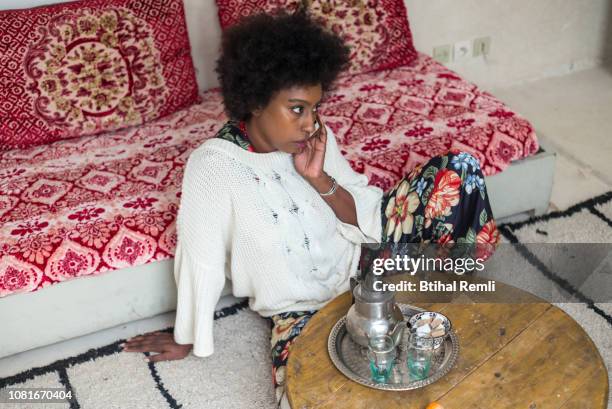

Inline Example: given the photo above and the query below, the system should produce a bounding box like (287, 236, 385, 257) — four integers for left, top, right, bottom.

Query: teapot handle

(349, 277, 358, 305)
(390, 320, 407, 349)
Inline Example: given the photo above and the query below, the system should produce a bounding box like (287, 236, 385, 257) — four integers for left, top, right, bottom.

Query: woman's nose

(302, 112, 316, 133)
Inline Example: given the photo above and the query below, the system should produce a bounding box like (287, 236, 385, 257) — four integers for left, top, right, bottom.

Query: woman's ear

(252, 107, 263, 117)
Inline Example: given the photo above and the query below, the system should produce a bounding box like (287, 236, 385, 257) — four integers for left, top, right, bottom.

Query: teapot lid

(354, 279, 395, 303)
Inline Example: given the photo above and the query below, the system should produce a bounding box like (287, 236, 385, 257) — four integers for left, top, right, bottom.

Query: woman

(122, 10, 499, 408)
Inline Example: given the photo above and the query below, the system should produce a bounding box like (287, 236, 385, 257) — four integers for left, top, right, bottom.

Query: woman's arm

(122, 150, 231, 361)
(293, 114, 383, 241)
(319, 124, 384, 243)
(172, 150, 232, 358)
(293, 114, 358, 226)
(307, 173, 358, 226)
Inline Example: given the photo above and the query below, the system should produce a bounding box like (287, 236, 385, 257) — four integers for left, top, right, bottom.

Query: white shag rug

(1, 192, 611, 409)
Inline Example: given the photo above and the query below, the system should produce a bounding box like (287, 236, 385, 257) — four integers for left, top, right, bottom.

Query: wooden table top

(286, 273, 609, 409)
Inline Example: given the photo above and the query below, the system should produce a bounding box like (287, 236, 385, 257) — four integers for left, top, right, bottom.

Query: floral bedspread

(325, 53, 538, 191)
(0, 52, 538, 297)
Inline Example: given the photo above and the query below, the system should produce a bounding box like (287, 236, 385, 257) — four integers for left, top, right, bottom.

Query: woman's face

(248, 83, 323, 154)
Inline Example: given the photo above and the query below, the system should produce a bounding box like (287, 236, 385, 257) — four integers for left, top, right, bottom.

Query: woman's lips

(293, 133, 314, 149)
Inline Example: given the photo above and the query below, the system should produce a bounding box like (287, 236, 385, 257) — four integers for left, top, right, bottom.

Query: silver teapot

(346, 270, 405, 348)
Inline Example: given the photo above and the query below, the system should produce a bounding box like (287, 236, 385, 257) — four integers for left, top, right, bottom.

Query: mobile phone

(310, 114, 321, 137)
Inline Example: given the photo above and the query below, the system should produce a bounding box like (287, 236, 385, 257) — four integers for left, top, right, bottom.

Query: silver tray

(328, 303, 459, 391)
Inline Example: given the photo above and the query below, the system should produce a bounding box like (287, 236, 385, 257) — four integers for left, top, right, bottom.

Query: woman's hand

(293, 113, 327, 183)
(121, 331, 192, 362)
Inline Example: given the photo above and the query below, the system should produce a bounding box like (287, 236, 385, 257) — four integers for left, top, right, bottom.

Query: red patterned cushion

(306, 0, 417, 75)
(0, 0, 200, 151)
(215, 0, 302, 29)
(214, 0, 417, 76)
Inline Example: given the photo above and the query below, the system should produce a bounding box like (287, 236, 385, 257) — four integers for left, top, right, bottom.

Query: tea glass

(366, 335, 397, 383)
(406, 332, 435, 381)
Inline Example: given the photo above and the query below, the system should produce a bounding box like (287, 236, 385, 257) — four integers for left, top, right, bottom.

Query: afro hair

(215, 9, 350, 121)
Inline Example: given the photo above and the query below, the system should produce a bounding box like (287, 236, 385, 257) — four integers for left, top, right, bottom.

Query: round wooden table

(286, 273, 609, 409)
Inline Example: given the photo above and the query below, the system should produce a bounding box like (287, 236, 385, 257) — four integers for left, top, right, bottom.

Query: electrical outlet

(453, 40, 472, 62)
(473, 37, 491, 57)
(432, 45, 451, 64)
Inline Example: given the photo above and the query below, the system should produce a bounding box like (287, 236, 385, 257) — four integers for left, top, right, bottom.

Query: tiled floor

(2, 65, 612, 379)
(491, 66, 612, 210)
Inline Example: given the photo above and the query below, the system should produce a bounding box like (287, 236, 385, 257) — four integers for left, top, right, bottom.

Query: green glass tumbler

(407, 332, 434, 381)
(366, 335, 396, 383)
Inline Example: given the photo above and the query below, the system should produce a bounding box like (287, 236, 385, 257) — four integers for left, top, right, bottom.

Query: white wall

(2, 0, 611, 92)
(405, 0, 612, 89)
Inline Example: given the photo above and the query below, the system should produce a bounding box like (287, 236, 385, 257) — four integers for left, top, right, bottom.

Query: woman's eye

(291, 105, 320, 115)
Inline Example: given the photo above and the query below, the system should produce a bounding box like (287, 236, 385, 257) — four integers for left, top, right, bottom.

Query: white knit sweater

(173, 125, 383, 357)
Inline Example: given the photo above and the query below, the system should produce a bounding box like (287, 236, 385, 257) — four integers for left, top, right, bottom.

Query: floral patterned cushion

(0, 0, 200, 151)
(214, 0, 418, 76)
(0, 52, 538, 298)
(215, 0, 303, 29)
(305, 0, 418, 75)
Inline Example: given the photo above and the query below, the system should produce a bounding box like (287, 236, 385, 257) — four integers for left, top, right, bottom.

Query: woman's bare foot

(120, 332, 192, 362)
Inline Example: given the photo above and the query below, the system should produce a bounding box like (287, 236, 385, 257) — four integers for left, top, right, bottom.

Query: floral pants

(267, 151, 499, 407)
(266, 310, 319, 408)
(380, 151, 499, 247)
